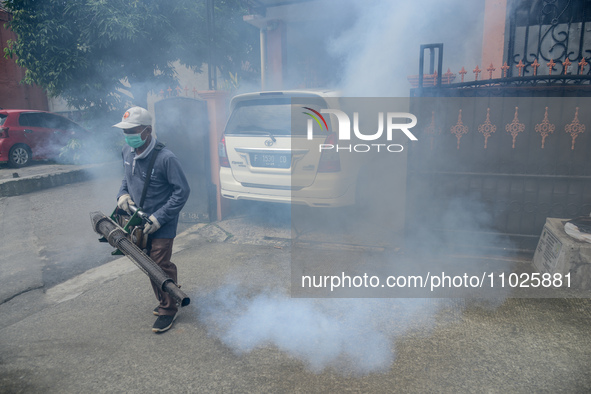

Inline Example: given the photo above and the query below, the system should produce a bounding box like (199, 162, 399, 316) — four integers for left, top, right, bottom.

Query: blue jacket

(117, 140, 190, 239)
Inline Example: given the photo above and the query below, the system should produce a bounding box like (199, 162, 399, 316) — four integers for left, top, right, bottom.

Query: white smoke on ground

(193, 194, 513, 374)
(196, 286, 446, 374)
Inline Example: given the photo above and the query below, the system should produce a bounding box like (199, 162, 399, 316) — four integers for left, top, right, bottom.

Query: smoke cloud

(196, 285, 445, 374)
(193, 0, 515, 375)
(328, 0, 485, 96)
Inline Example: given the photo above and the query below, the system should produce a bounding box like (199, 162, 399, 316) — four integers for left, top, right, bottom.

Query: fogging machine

(90, 208, 190, 307)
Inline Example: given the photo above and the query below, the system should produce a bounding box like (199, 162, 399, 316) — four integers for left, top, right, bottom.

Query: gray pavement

(0, 161, 118, 197)
(0, 161, 124, 306)
(0, 163, 590, 392)
(0, 222, 590, 393)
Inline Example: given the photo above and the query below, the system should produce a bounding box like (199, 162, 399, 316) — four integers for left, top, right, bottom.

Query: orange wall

(481, 0, 508, 79)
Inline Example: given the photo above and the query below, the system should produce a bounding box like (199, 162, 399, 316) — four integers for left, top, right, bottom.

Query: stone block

(533, 218, 591, 290)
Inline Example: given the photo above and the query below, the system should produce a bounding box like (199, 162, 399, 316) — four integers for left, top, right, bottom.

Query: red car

(0, 109, 88, 167)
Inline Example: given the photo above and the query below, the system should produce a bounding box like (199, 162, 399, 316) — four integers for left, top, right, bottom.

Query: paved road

(0, 226, 589, 393)
(0, 163, 122, 304)
(0, 163, 590, 392)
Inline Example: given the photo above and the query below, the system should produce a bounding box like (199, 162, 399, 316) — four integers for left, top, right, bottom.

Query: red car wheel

(8, 143, 31, 168)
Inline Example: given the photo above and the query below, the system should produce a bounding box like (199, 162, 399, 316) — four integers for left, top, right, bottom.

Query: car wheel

(8, 143, 32, 168)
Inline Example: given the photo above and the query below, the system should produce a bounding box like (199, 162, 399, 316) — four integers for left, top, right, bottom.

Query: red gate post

(198, 90, 230, 221)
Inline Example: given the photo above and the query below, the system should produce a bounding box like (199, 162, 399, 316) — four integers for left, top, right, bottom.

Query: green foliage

(3, 0, 259, 114)
(58, 138, 83, 164)
(219, 71, 240, 92)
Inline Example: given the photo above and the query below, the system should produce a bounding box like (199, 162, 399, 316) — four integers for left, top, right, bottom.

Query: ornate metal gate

(506, 0, 591, 79)
(407, 0, 591, 253)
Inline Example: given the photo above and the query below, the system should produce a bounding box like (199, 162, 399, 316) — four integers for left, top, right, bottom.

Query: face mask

(124, 128, 147, 148)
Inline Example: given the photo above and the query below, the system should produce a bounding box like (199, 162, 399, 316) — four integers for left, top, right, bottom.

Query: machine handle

(129, 205, 153, 225)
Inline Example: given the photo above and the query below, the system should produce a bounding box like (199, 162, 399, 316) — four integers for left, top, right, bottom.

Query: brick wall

(0, 9, 48, 110)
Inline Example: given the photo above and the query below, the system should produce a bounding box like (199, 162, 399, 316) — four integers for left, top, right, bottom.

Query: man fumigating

(113, 106, 190, 333)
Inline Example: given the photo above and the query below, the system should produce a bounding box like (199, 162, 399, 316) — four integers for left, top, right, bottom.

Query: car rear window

(225, 97, 330, 136)
(0, 114, 7, 126)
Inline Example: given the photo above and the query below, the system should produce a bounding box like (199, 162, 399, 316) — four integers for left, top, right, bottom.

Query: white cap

(112, 106, 152, 129)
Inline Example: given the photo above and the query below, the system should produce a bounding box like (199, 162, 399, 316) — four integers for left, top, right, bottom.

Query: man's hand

(117, 194, 135, 213)
(143, 215, 161, 235)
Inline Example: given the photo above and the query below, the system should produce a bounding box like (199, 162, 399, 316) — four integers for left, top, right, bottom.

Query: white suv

(219, 90, 360, 207)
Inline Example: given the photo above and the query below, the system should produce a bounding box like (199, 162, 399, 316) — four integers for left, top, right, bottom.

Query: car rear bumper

(220, 168, 356, 207)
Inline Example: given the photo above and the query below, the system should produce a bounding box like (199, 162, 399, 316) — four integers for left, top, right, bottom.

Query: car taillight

(318, 133, 341, 172)
(0, 127, 8, 138)
(219, 135, 230, 167)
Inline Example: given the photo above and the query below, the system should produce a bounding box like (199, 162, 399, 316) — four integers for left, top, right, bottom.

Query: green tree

(3, 0, 259, 114)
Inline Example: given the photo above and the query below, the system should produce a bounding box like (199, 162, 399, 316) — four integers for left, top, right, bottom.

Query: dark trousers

(149, 238, 178, 316)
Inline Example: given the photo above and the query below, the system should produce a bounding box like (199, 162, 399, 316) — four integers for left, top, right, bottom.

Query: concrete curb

(0, 162, 118, 197)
